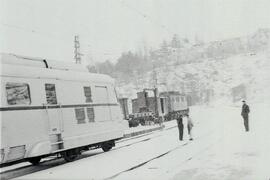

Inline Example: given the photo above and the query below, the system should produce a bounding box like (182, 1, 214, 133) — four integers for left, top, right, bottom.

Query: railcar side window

(75, 108, 86, 124)
(45, 84, 57, 104)
(6, 82, 31, 105)
(87, 107, 95, 122)
(84, 86, 92, 103)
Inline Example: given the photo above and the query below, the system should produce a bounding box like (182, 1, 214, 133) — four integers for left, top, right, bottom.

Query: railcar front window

(45, 84, 57, 104)
(6, 82, 31, 105)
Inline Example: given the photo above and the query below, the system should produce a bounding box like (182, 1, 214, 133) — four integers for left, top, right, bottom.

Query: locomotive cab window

(84, 86, 92, 103)
(45, 84, 57, 104)
(181, 97, 185, 102)
(6, 82, 31, 105)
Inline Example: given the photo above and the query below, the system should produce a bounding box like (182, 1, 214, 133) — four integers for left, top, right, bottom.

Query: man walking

(176, 114, 184, 141)
(241, 100, 250, 132)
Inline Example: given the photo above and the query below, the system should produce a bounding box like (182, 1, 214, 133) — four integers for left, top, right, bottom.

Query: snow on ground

(15, 104, 270, 180)
(116, 104, 270, 180)
(169, 104, 270, 180)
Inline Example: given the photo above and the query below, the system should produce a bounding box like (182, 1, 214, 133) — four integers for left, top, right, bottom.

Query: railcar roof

(0, 53, 114, 84)
(159, 91, 186, 96)
(0, 53, 88, 72)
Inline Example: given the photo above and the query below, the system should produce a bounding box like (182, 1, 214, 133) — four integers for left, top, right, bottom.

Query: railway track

(106, 129, 220, 180)
(1, 124, 217, 180)
(0, 125, 175, 180)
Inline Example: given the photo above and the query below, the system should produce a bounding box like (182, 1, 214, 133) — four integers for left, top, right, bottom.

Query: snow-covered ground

(115, 104, 270, 180)
(14, 104, 270, 180)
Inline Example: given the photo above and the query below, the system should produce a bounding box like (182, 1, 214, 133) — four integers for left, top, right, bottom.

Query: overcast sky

(1, 0, 270, 64)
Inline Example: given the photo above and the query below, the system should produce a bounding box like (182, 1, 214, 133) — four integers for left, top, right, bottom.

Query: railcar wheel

(28, 157, 41, 165)
(101, 141, 114, 152)
(62, 149, 79, 162)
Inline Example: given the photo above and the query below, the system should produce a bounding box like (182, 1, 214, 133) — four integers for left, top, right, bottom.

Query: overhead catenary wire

(0, 22, 92, 48)
(0, 22, 124, 58)
(1, 1, 186, 61)
(120, 0, 177, 37)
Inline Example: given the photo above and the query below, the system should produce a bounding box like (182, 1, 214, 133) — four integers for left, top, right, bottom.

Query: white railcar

(0, 53, 127, 165)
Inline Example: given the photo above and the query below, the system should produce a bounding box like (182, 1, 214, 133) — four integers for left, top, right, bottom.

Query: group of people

(176, 114, 194, 141)
(175, 100, 250, 141)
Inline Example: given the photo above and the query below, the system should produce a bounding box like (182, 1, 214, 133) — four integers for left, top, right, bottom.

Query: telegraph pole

(74, 35, 82, 64)
(152, 63, 158, 88)
(152, 61, 159, 117)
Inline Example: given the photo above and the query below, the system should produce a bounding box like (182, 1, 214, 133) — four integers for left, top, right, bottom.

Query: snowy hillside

(117, 42, 270, 106)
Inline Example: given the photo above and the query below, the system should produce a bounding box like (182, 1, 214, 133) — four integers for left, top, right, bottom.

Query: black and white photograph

(0, 0, 270, 179)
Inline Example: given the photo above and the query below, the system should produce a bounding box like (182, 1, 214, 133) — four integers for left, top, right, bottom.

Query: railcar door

(94, 85, 112, 121)
(44, 83, 63, 135)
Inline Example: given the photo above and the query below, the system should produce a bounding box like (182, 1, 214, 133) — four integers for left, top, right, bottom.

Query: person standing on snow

(241, 100, 250, 132)
(176, 114, 184, 141)
(187, 114, 194, 140)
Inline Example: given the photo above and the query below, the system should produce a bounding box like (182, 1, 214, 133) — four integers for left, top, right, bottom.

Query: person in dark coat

(176, 114, 184, 141)
(241, 100, 250, 131)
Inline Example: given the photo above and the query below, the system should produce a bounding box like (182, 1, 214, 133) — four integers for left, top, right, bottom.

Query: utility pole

(152, 60, 159, 117)
(152, 63, 158, 88)
(74, 35, 82, 64)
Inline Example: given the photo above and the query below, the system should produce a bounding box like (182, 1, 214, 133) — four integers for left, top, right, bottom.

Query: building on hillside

(231, 84, 246, 102)
(200, 89, 214, 104)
